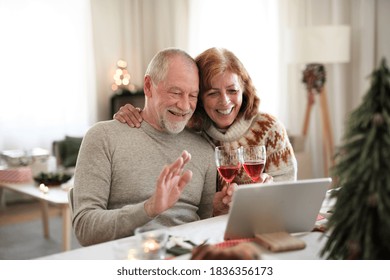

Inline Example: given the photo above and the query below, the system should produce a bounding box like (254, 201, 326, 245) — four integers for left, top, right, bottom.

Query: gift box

(0, 166, 33, 183)
(1, 148, 50, 167)
(0, 148, 53, 177)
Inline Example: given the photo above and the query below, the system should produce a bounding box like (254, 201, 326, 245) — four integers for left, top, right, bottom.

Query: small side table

(0, 182, 72, 251)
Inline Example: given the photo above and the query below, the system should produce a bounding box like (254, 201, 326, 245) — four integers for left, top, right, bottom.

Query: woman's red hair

(189, 47, 260, 130)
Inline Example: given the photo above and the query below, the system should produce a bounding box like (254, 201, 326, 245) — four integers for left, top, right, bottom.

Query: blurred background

(0, 0, 389, 179)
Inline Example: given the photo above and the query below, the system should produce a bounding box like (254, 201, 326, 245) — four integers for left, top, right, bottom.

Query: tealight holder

(113, 238, 142, 260)
(39, 183, 49, 194)
(135, 225, 168, 260)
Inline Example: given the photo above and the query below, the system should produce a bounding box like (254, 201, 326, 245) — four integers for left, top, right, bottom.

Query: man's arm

(72, 123, 192, 246)
(72, 123, 150, 246)
(197, 152, 217, 219)
(213, 183, 235, 216)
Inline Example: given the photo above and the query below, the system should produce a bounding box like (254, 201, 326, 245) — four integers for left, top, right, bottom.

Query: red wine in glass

(241, 145, 266, 183)
(217, 165, 241, 183)
(215, 146, 242, 186)
(243, 161, 265, 182)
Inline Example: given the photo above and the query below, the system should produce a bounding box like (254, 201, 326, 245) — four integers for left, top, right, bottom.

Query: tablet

(224, 178, 332, 240)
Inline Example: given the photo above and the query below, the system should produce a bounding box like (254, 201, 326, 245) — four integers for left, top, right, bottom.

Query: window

(188, 0, 280, 116)
(0, 0, 95, 151)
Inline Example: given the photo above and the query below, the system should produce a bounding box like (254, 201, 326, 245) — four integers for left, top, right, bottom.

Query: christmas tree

(321, 58, 390, 259)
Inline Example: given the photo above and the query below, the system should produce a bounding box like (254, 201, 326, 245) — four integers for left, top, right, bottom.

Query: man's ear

(144, 75, 153, 98)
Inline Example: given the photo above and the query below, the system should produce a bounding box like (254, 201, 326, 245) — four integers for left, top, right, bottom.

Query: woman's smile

(201, 71, 243, 129)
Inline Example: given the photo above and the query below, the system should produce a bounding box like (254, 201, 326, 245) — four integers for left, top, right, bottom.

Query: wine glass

(215, 146, 242, 186)
(241, 145, 266, 183)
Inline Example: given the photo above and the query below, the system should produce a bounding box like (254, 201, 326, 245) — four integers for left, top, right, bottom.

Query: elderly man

(72, 48, 217, 246)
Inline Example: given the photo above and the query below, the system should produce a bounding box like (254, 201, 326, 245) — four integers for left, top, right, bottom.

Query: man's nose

(177, 95, 191, 111)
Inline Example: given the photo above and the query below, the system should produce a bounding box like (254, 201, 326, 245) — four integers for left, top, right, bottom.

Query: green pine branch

(321, 58, 390, 259)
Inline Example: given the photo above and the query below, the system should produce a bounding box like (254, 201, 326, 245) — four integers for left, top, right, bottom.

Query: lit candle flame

(143, 239, 160, 253)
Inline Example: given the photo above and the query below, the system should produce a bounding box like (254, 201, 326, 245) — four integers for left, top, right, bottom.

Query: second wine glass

(241, 145, 266, 183)
(215, 146, 242, 186)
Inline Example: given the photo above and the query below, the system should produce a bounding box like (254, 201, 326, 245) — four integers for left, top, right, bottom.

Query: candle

(135, 226, 168, 260)
(143, 239, 160, 253)
(39, 183, 49, 194)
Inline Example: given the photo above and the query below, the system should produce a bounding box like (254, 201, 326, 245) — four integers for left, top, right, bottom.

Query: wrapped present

(0, 166, 33, 183)
(1, 148, 50, 167)
(0, 148, 52, 177)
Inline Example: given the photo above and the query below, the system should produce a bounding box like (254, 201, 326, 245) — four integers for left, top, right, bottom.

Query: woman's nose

(219, 91, 230, 105)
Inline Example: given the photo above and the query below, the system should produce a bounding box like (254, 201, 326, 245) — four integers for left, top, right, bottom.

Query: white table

(0, 181, 72, 251)
(37, 214, 330, 260)
(35, 188, 336, 259)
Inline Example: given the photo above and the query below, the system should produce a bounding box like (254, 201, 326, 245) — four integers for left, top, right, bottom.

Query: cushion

(58, 136, 83, 168)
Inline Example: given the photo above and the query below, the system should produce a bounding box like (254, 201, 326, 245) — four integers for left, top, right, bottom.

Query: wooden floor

(0, 200, 62, 226)
(0, 198, 82, 259)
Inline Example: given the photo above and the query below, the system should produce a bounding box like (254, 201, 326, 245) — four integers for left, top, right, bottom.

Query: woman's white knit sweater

(203, 112, 297, 187)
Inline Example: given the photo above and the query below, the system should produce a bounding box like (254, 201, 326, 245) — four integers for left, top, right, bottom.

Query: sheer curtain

(89, 0, 190, 121)
(188, 0, 281, 118)
(280, 0, 390, 178)
(0, 0, 96, 152)
(90, 0, 280, 121)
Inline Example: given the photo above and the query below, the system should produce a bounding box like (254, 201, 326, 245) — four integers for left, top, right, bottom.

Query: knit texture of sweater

(203, 112, 297, 187)
(72, 120, 216, 246)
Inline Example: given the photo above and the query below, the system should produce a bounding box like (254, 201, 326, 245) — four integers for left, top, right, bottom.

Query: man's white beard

(159, 107, 193, 134)
(160, 118, 188, 134)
